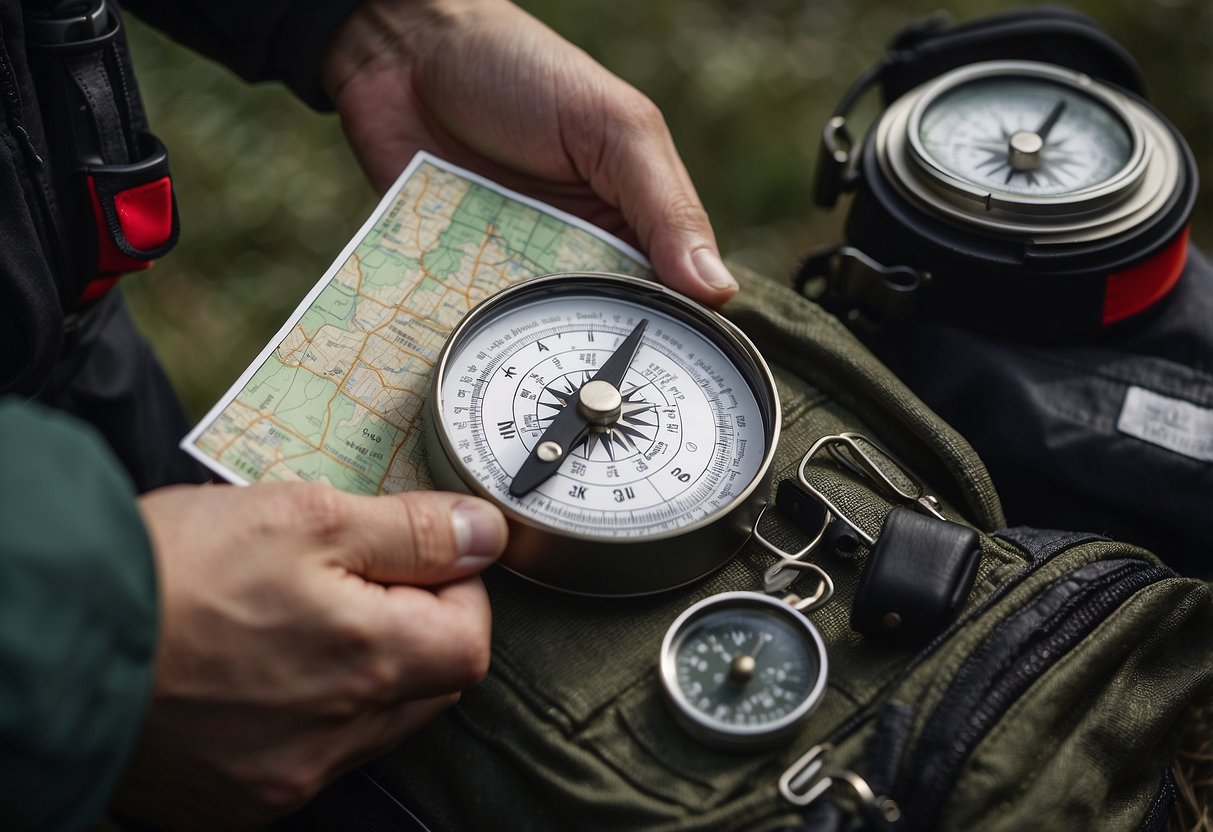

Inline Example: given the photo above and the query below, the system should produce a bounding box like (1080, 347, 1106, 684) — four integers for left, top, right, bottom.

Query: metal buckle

(813, 117, 854, 209)
(778, 744, 902, 825)
(779, 743, 835, 806)
(751, 503, 835, 611)
(796, 433, 945, 546)
(827, 246, 926, 327)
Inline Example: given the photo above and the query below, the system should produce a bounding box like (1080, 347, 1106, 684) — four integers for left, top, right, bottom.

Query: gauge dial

(426, 273, 779, 595)
(877, 61, 1172, 238)
(916, 75, 1134, 197)
(660, 591, 828, 749)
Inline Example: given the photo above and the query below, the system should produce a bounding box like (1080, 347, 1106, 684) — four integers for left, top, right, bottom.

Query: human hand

(113, 482, 507, 830)
(322, 0, 738, 304)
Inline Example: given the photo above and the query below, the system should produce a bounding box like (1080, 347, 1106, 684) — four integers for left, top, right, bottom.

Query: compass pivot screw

(536, 441, 563, 462)
(1008, 130, 1044, 171)
(728, 654, 757, 684)
(577, 379, 623, 426)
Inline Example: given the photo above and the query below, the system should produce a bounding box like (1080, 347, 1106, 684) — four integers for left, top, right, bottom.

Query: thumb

(330, 490, 508, 586)
(588, 96, 738, 306)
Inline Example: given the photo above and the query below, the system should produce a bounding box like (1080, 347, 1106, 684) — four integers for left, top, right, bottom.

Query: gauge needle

(727, 632, 769, 685)
(1036, 98, 1067, 144)
(508, 318, 649, 497)
(1008, 98, 1066, 175)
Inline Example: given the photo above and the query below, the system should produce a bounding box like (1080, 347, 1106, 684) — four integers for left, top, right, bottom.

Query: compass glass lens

(437, 285, 768, 538)
(673, 606, 821, 728)
(917, 75, 1133, 196)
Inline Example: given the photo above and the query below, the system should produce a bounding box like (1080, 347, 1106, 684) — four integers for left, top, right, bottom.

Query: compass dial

(916, 75, 1134, 197)
(660, 591, 828, 748)
(673, 607, 820, 727)
(431, 275, 774, 542)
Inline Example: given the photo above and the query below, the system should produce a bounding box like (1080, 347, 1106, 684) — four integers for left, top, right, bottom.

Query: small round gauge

(872, 60, 1187, 242)
(426, 273, 780, 596)
(811, 57, 1196, 339)
(660, 591, 828, 749)
(915, 75, 1134, 197)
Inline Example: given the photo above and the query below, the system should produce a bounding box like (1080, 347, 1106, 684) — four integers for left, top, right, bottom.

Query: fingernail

(451, 500, 505, 561)
(693, 249, 739, 292)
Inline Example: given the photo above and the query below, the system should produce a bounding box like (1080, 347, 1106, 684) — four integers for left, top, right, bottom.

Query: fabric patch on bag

(1116, 385, 1213, 462)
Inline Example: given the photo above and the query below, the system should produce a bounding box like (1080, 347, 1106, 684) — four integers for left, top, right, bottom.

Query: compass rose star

(534, 373, 661, 463)
(574, 387, 658, 460)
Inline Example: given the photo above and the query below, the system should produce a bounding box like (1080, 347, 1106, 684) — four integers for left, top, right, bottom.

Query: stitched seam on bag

(732, 280, 1003, 529)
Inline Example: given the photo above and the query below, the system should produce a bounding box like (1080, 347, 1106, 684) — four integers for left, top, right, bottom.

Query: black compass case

(802, 7, 1213, 575)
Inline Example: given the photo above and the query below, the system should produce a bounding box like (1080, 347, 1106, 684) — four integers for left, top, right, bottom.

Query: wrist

(321, 0, 489, 104)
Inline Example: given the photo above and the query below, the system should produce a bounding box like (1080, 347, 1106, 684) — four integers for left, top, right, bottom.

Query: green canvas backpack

(287, 266, 1212, 831)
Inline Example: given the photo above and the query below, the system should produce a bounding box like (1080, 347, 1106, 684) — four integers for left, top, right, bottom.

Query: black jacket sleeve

(120, 0, 363, 109)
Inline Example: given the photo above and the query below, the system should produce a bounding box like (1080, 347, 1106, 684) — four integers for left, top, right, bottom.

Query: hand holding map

(321, 0, 737, 305)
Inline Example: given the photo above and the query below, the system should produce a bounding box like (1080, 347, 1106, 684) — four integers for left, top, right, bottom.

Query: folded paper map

(182, 152, 651, 493)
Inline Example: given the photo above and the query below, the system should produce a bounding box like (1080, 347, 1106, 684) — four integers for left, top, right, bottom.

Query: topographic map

(182, 153, 650, 494)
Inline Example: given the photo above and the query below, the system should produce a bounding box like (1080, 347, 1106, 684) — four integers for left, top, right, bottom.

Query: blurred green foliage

(119, 0, 1212, 418)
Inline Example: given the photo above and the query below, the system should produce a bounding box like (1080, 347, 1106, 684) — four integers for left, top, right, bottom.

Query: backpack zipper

(827, 532, 1108, 746)
(897, 558, 1170, 830)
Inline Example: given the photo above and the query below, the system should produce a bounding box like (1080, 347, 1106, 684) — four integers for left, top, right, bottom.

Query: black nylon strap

(879, 6, 1147, 102)
(68, 48, 129, 164)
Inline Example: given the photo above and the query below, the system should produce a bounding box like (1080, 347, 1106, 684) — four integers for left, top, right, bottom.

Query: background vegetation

(120, 0, 1211, 418)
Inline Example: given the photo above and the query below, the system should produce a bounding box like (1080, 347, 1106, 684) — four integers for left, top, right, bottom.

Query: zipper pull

(11, 121, 45, 167)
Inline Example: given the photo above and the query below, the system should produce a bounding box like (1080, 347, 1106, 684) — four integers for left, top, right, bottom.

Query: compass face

(660, 591, 828, 746)
(434, 278, 770, 539)
(672, 605, 822, 729)
(916, 75, 1134, 197)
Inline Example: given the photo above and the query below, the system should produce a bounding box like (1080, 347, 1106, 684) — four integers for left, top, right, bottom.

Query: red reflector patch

(114, 176, 174, 251)
(1103, 226, 1190, 326)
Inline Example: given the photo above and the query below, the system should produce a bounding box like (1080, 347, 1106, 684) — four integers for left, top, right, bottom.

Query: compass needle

(508, 317, 649, 496)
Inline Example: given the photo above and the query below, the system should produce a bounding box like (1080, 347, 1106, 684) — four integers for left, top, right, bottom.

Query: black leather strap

(852, 508, 980, 643)
(878, 6, 1146, 102)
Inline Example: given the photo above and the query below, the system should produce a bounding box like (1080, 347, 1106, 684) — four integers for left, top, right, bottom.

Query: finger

(573, 89, 739, 306)
(372, 576, 493, 700)
(319, 489, 508, 586)
(330, 574, 492, 703)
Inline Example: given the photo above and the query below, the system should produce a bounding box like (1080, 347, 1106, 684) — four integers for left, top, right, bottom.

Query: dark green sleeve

(0, 399, 158, 831)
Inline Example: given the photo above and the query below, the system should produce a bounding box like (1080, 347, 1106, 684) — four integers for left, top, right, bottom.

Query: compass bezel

(906, 60, 1147, 213)
(874, 60, 1184, 242)
(659, 591, 829, 750)
(426, 272, 781, 596)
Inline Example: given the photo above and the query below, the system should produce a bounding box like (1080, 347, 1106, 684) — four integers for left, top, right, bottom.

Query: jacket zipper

(0, 28, 43, 167)
(0, 19, 75, 304)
